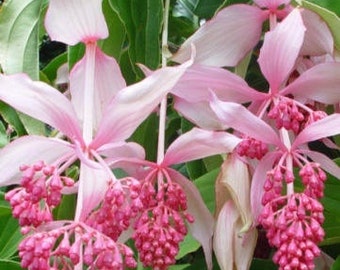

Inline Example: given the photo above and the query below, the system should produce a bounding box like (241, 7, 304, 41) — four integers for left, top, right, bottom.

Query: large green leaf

(129, 113, 158, 162)
(0, 260, 22, 270)
(0, 192, 22, 260)
(0, 0, 44, 80)
(99, 0, 127, 61)
(305, 0, 340, 16)
(0, 102, 26, 137)
(194, 168, 220, 213)
(109, 0, 163, 71)
(174, 0, 227, 19)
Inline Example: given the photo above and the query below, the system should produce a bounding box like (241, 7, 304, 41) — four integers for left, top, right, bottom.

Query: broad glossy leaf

(98, 0, 126, 61)
(0, 121, 9, 148)
(0, 260, 22, 270)
(305, 0, 340, 16)
(331, 256, 340, 270)
(176, 233, 200, 260)
(0, 102, 26, 137)
(301, 0, 340, 50)
(0, 216, 21, 259)
(194, 168, 220, 213)
(0, 0, 44, 80)
(68, 43, 85, 70)
(42, 52, 67, 83)
(0, 193, 22, 259)
(109, 0, 163, 70)
(175, 0, 227, 19)
(250, 258, 276, 270)
(129, 113, 158, 162)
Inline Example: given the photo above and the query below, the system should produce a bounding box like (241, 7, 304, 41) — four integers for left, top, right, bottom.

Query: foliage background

(0, 0, 340, 269)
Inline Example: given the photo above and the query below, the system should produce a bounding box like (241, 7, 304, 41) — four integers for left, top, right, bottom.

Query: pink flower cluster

(19, 222, 136, 270)
(5, 161, 74, 231)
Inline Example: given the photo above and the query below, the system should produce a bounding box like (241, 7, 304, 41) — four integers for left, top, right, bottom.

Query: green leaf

(176, 233, 200, 260)
(331, 256, 340, 270)
(0, 216, 22, 259)
(109, 0, 163, 71)
(305, 0, 340, 16)
(194, 168, 220, 213)
(99, 0, 127, 61)
(18, 113, 45, 135)
(42, 52, 67, 83)
(169, 264, 191, 270)
(0, 102, 26, 137)
(0, 0, 44, 80)
(129, 113, 158, 162)
(68, 43, 85, 71)
(54, 194, 77, 220)
(186, 160, 207, 180)
(0, 260, 22, 270)
(174, 0, 226, 19)
(300, 0, 340, 51)
(250, 258, 276, 270)
(0, 121, 9, 148)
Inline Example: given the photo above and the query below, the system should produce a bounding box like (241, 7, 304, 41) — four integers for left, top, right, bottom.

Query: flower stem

(82, 43, 96, 145)
(157, 0, 170, 164)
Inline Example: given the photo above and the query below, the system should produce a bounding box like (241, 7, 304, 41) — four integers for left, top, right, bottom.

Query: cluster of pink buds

(19, 222, 137, 270)
(236, 135, 268, 160)
(300, 163, 327, 199)
(86, 177, 144, 241)
(5, 161, 74, 231)
(268, 98, 305, 134)
(133, 180, 194, 269)
(260, 193, 324, 270)
(262, 165, 295, 206)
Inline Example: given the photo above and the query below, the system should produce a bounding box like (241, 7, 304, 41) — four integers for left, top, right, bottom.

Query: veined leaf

(174, 0, 227, 19)
(0, 0, 44, 80)
(305, 0, 340, 16)
(109, 0, 163, 71)
(0, 260, 22, 270)
(194, 168, 220, 213)
(99, 0, 126, 61)
(0, 216, 22, 259)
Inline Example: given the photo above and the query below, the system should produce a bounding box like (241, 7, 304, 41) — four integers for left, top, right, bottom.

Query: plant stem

(82, 43, 96, 145)
(157, 0, 170, 164)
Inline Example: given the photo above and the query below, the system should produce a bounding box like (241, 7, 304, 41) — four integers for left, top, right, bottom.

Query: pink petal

(214, 199, 258, 270)
(218, 155, 252, 227)
(281, 63, 340, 104)
(300, 9, 334, 56)
(172, 65, 265, 103)
(91, 61, 192, 148)
(167, 168, 214, 270)
(251, 152, 281, 223)
(301, 150, 340, 179)
(0, 74, 82, 141)
(162, 128, 241, 167)
(70, 46, 126, 130)
(174, 98, 227, 130)
(234, 227, 258, 270)
(172, 5, 267, 67)
(0, 136, 73, 186)
(254, 0, 290, 9)
(75, 163, 109, 222)
(44, 0, 108, 45)
(213, 200, 238, 270)
(292, 114, 340, 148)
(97, 142, 145, 161)
(258, 9, 305, 92)
(210, 98, 282, 147)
